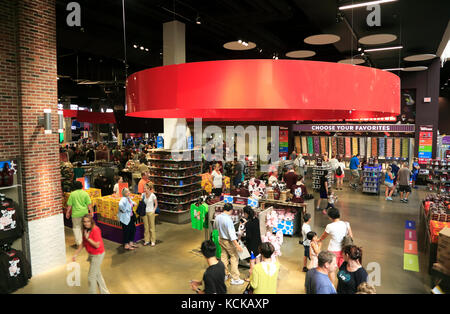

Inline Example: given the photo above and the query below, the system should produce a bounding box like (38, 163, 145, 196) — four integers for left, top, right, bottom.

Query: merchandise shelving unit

(426, 159, 450, 194)
(312, 162, 333, 191)
(147, 149, 202, 224)
(362, 165, 382, 194)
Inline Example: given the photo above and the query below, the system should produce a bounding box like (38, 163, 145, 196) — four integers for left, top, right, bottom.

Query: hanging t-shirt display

(301, 137, 308, 156)
(313, 137, 320, 155)
(345, 138, 351, 158)
(366, 137, 371, 158)
(378, 138, 385, 158)
(371, 138, 378, 157)
(402, 138, 409, 159)
(0, 198, 23, 245)
(338, 138, 345, 156)
(331, 137, 337, 157)
(386, 138, 393, 158)
(290, 184, 307, 203)
(307, 137, 314, 155)
(359, 138, 365, 157)
(190, 203, 208, 231)
(0, 249, 31, 293)
(394, 138, 401, 158)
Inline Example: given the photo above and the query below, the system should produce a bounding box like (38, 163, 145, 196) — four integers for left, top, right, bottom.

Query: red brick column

(0, 0, 66, 275)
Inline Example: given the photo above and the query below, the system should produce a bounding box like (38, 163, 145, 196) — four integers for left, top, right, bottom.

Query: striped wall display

(386, 138, 393, 158)
(352, 137, 358, 156)
(338, 137, 345, 156)
(331, 137, 337, 157)
(378, 138, 385, 157)
(345, 137, 351, 158)
(295, 136, 301, 155)
(359, 137, 365, 157)
(371, 137, 378, 157)
(404, 220, 419, 272)
(313, 137, 320, 154)
(367, 137, 371, 158)
(402, 138, 409, 158)
(301, 137, 308, 155)
(320, 137, 327, 156)
(394, 138, 401, 158)
(307, 137, 314, 155)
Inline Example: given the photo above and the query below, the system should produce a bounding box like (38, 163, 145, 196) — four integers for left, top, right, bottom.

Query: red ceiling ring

(126, 59, 400, 121)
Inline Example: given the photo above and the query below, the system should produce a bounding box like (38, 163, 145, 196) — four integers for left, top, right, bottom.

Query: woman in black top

(242, 206, 262, 257)
(337, 245, 368, 294)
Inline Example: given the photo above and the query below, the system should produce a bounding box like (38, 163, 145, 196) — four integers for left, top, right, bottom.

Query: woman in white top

(113, 176, 123, 195)
(210, 163, 223, 197)
(318, 207, 353, 280)
(335, 157, 346, 190)
(142, 183, 158, 246)
(268, 171, 278, 186)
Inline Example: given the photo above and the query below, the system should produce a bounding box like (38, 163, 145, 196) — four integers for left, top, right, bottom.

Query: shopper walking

(336, 245, 368, 294)
(118, 188, 138, 250)
(241, 206, 262, 260)
(210, 163, 224, 197)
(72, 214, 110, 294)
(390, 161, 400, 196)
(213, 203, 244, 285)
(190, 240, 227, 294)
(294, 154, 306, 178)
(283, 165, 299, 190)
(412, 158, 420, 189)
(349, 154, 360, 189)
(384, 167, 395, 201)
(137, 172, 150, 194)
(335, 157, 345, 190)
(301, 213, 312, 272)
(142, 183, 158, 247)
(305, 251, 338, 294)
(268, 170, 278, 187)
(398, 162, 412, 203)
(249, 242, 280, 294)
(307, 231, 321, 270)
(318, 207, 353, 269)
(66, 181, 92, 248)
(316, 170, 329, 215)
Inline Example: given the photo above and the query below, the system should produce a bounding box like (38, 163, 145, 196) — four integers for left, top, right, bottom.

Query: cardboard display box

(437, 227, 450, 272)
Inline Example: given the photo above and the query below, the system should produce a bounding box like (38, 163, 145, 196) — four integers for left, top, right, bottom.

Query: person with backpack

(335, 157, 345, 190)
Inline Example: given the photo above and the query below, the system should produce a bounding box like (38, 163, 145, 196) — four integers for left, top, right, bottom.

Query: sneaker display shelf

(426, 159, 450, 194)
(362, 165, 382, 194)
(312, 163, 333, 191)
(147, 149, 202, 224)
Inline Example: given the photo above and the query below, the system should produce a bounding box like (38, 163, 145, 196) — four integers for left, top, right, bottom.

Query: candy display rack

(362, 165, 382, 194)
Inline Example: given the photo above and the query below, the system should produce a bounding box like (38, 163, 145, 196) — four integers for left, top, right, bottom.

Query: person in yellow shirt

(249, 242, 280, 294)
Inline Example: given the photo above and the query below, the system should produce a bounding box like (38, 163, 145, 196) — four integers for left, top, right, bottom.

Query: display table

(260, 199, 308, 236)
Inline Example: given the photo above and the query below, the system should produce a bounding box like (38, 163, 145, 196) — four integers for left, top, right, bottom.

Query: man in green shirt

(66, 181, 92, 247)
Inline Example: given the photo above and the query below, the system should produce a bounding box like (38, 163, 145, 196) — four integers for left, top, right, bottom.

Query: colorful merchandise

(402, 139, 409, 158)
(190, 203, 208, 231)
(378, 138, 385, 158)
(386, 138, 393, 158)
(313, 137, 320, 155)
(345, 137, 351, 158)
(394, 138, 401, 158)
(320, 137, 327, 156)
(338, 138, 345, 156)
(371, 138, 378, 157)
(301, 137, 308, 156)
(307, 137, 314, 155)
(359, 137, 365, 157)
(367, 137, 371, 158)
(352, 137, 358, 156)
(331, 137, 337, 157)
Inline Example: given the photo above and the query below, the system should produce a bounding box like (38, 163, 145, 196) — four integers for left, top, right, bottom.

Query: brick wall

(0, 0, 66, 275)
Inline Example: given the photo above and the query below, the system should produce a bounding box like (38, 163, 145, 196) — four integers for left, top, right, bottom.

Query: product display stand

(426, 159, 450, 194)
(312, 162, 333, 191)
(362, 165, 382, 194)
(148, 149, 202, 224)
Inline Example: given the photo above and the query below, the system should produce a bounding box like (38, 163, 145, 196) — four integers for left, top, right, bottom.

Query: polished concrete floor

(15, 183, 431, 294)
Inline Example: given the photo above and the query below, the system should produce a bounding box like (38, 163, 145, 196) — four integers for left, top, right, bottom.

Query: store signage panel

(442, 136, 450, 145)
(292, 124, 415, 133)
(418, 125, 433, 164)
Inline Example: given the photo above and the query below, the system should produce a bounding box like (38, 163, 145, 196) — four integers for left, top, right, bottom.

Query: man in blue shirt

(349, 154, 360, 189)
(213, 203, 244, 285)
(305, 251, 338, 294)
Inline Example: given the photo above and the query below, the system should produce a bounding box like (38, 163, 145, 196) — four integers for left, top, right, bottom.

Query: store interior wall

(401, 58, 441, 158)
(438, 96, 450, 135)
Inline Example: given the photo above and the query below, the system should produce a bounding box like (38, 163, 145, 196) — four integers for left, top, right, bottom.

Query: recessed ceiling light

(140, 46, 144, 50)
(238, 40, 242, 44)
(223, 41, 256, 51)
(364, 46, 403, 52)
(133, 44, 138, 49)
(304, 34, 340, 45)
(145, 48, 149, 52)
(402, 66, 428, 72)
(403, 54, 436, 62)
(338, 58, 365, 65)
(285, 50, 316, 58)
(359, 34, 397, 45)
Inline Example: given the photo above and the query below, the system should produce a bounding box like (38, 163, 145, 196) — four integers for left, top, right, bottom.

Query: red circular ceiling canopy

(126, 59, 400, 121)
